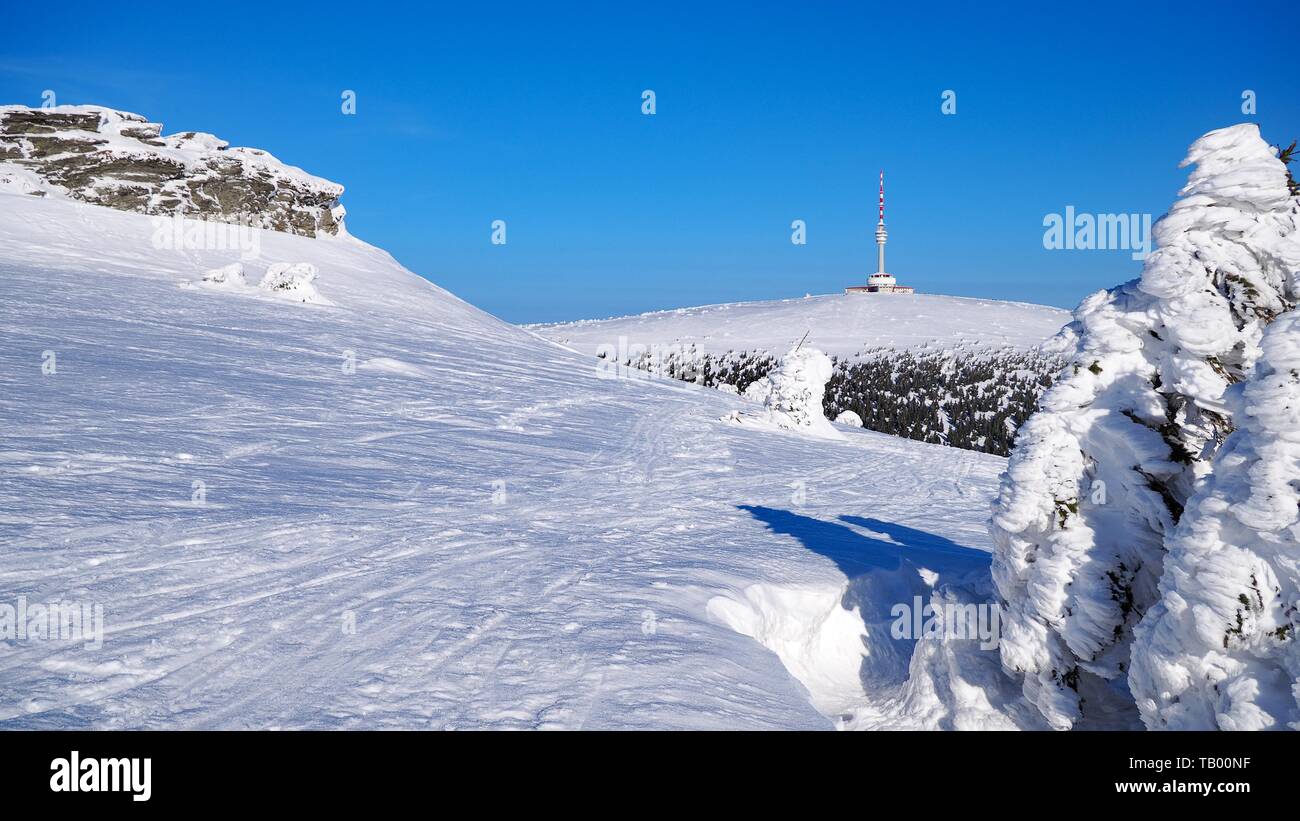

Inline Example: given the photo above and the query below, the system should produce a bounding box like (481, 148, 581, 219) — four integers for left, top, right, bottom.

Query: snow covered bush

(259, 262, 322, 303)
(990, 124, 1300, 729)
(201, 262, 245, 286)
(835, 409, 863, 427)
(1129, 310, 1300, 730)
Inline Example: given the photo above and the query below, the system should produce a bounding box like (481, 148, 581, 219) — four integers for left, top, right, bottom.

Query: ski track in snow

(0, 195, 1012, 729)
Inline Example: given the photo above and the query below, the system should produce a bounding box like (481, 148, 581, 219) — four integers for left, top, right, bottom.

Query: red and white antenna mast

(849, 166, 910, 293)
(878, 169, 885, 223)
(873, 170, 888, 276)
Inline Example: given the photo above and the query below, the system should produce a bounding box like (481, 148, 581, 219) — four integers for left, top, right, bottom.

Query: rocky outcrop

(0, 105, 345, 237)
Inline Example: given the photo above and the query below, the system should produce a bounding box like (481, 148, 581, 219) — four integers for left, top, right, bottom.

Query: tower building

(846, 171, 914, 294)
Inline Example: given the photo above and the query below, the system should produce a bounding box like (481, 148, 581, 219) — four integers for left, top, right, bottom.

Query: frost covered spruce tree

(1130, 311, 1300, 730)
(990, 124, 1300, 729)
(762, 345, 838, 435)
(723, 343, 841, 438)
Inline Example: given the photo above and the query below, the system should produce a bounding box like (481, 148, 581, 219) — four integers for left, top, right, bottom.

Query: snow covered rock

(0, 163, 47, 197)
(989, 123, 1300, 729)
(202, 263, 246, 286)
(835, 410, 863, 427)
(0, 106, 345, 237)
(1129, 310, 1300, 730)
(258, 262, 323, 303)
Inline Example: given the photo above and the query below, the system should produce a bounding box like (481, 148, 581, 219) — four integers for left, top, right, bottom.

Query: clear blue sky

(5, 1, 1298, 323)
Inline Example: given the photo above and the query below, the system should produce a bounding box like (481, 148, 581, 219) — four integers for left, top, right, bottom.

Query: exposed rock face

(0, 105, 345, 237)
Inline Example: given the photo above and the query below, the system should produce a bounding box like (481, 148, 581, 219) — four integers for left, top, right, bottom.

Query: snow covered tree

(1280, 140, 1299, 198)
(722, 344, 842, 438)
(760, 344, 838, 437)
(1129, 310, 1300, 730)
(989, 124, 1300, 729)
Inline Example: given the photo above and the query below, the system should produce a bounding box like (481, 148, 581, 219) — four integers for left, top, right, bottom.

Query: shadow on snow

(738, 505, 992, 691)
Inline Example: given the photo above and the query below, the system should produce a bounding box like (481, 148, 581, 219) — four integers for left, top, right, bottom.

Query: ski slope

(0, 192, 1036, 729)
(531, 293, 1071, 359)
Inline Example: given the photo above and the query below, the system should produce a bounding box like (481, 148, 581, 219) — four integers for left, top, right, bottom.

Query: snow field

(1, 192, 1021, 729)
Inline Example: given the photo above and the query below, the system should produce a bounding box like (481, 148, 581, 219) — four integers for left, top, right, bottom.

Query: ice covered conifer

(760, 345, 838, 437)
(742, 376, 771, 403)
(990, 124, 1300, 729)
(723, 344, 841, 438)
(1129, 310, 1300, 730)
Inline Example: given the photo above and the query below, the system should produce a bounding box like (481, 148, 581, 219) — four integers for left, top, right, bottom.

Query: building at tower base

(845, 282, 915, 294)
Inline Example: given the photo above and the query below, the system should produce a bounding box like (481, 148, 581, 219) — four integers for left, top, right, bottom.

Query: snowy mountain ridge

(0, 105, 346, 237)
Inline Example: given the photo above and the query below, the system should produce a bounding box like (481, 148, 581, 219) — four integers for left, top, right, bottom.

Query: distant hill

(529, 292, 1071, 359)
(530, 293, 1073, 456)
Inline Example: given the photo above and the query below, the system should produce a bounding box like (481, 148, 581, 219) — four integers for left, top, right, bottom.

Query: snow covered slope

(0, 190, 1028, 729)
(531, 293, 1070, 358)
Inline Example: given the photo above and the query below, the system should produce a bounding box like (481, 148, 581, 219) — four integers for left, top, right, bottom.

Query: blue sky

(5, 1, 1299, 323)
